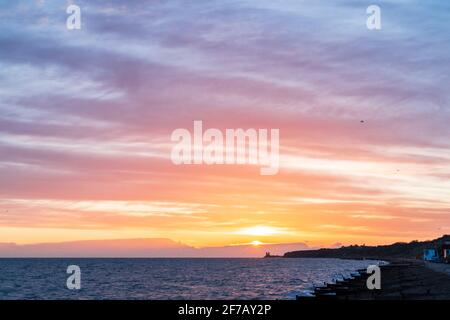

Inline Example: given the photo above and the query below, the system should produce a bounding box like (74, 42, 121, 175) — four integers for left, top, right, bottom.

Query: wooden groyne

(297, 260, 450, 300)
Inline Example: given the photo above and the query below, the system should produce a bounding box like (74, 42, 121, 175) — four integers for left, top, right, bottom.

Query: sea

(0, 258, 383, 300)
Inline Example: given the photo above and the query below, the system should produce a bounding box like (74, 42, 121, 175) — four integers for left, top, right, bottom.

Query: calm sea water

(0, 258, 382, 300)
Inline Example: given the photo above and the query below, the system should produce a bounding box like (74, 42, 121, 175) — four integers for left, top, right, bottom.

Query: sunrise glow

(0, 0, 449, 253)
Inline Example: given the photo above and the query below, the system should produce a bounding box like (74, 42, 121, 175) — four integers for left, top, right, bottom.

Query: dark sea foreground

(0, 258, 383, 300)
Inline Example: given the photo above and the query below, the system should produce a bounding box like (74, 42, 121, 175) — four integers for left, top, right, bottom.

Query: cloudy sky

(0, 0, 449, 249)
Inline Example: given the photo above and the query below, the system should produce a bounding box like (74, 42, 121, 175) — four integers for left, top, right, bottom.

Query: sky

(0, 0, 450, 252)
